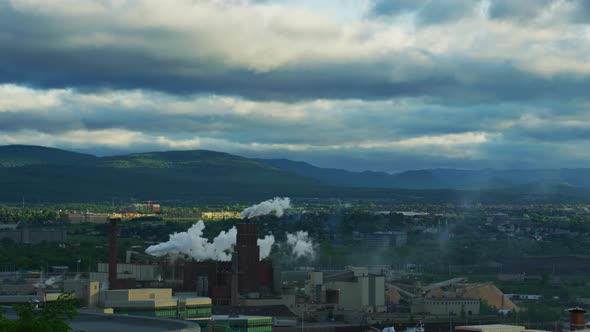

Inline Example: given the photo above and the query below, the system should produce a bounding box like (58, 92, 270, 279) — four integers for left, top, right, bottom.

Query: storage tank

(569, 307, 586, 331)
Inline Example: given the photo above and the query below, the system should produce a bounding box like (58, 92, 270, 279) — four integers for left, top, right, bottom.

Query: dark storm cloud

(503, 123, 590, 143)
(2, 86, 587, 153)
(570, 0, 590, 23)
(1, 0, 590, 171)
(370, 0, 590, 23)
(487, 0, 553, 21)
(0, 38, 452, 101)
(488, 0, 590, 23)
(2, 38, 590, 104)
(0, 1, 588, 104)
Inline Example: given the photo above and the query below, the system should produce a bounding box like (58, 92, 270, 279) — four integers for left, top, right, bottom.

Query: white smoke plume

(34, 276, 62, 288)
(258, 235, 275, 260)
(286, 231, 316, 259)
(145, 220, 235, 261)
(240, 197, 291, 219)
(145, 220, 275, 261)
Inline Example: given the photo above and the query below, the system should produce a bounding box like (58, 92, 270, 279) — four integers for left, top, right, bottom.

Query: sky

(1, 0, 589, 172)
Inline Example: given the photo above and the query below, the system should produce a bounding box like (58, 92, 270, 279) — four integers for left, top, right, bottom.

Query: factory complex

(1, 212, 589, 332)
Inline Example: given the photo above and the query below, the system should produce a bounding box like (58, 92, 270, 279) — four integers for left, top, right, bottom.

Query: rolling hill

(0, 145, 589, 204)
(256, 158, 590, 190)
(0, 145, 97, 167)
(254, 158, 448, 189)
(0, 146, 322, 202)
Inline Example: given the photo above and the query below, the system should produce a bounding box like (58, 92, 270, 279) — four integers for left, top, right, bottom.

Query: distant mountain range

(0, 145, 321, 202)
(0, 145, 588, 204)
(255, 158, 590, 190)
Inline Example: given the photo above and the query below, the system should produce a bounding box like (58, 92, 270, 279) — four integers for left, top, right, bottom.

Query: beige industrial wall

(349, 267, 368, 277)
(185, 297, 212, 306)
(309, 267, 386, 313)
(67, 212, 110, 223)
(309, 272, 323, 285)
(127, 288, 172, 301)
(63, 280, 100, 308)
(456, 325, 525, 332)
(96, 263, 159, 281)
(412, 298, 480, 316)
(101, 288, 175, 309)
(241, 294, 296, 308)
(374, 276, 385, 310)
(328, 281, 359, 311)
(326, 276, 385, 313)
(359, 277, 369, 307)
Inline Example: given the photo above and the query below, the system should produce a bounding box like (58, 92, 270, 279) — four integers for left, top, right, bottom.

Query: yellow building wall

(185, 297, 212, 306)
(127, 288, 172, 301)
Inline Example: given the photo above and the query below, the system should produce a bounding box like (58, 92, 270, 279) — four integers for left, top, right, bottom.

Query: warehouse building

(425, 283, 519, 312)
(411, 297, 480, 316)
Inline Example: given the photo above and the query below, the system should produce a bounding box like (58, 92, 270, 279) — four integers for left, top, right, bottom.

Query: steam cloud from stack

(146, 197, 304, 261)
(145, 220, 275, 261)
(33, 276, 62, 288)
(240, 197, 291, 219)
(286, 231, 316, 259)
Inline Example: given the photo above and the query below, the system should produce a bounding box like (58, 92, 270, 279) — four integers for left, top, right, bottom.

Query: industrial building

(68, 211, 110, 223)
(99, 288, 212, 323)
(212, 315, 273, 332)
(453, 311, 590, 332)
(306, 266, 386, 313)
(411, 297, 480, 316)
(131, 202, 161, 213)
(183, 223, 278, 305)
(100, 220, 287, 309)
(91, 262, 162, 285)
(425, 283, 519, 312)
(63, 280, 100, 308)
(200, 212, 241, 220)
(455, 325, 545, 332)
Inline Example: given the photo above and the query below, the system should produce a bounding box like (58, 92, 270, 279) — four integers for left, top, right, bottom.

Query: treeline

(0, 207, 68, 224)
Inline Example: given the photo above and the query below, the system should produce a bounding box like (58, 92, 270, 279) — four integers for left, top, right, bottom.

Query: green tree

(480, 299, 497, 315)
(0, 293, 79, 332)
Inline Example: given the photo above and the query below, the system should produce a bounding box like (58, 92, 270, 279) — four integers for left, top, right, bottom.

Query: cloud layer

(1, 0, 589, 171)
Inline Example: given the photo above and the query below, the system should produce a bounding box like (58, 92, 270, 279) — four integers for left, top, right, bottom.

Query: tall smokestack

(569, 307, 586, 331)
(231, 252, 239, 306)
(236, 223, 260, 293)
(108, 217, 120, 288)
